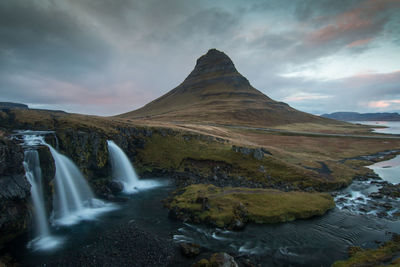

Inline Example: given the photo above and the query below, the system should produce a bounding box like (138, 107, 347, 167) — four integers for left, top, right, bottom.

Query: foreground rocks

(193, 252, 239, 267)
(165, 184, 335, 229)
(44, 222, 177, 267)
(0, 138, 30, 249)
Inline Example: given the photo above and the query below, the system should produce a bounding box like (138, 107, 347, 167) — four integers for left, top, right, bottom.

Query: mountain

(0, 102, 28, 109)
(119, 49, 333, 127)
(321, 112, 400, 121)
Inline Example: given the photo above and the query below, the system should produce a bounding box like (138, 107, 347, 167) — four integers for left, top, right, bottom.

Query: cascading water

(16, 131, 116, 250)
(107, 140, 161, 193)
(21, 135, 62, 251)
(45, 144, 116, 226)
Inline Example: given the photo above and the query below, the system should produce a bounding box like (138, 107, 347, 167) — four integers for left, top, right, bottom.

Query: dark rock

(253, 149, 264, 160)
(259, 165, 266, 173)
(0, 138, 31, 249)
(369, 192, 383, 199)
(231, 218, 245, 231)
(348, 246, 363, 256)
(209, 252, 239, 267)
(180, 242, 201, 258)
(196, 196, 210, 211)
(108, 180, 124, 194)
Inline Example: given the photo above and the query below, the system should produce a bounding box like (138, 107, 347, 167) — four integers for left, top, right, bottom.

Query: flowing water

(46, 144, 116, 226)
(107, 140, 162, 193)
(14, 131, 116, 251)
(23, 149, 62, 251)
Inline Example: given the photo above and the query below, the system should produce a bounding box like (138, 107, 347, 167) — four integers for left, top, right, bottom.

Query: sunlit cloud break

(367, 100, 400, 109)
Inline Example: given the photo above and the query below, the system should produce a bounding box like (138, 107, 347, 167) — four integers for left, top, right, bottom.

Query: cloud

(346, 37, 374, 47)
(367, 100, 400, 108)
(0, 0, 399, 115)
(283, 93, 332, 102)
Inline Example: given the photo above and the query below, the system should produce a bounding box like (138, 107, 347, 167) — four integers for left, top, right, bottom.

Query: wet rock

(231, 218, 245, 231)
(180, 242, 201, 257)
(259, 165, 266, 173)
(196, 196, 210, 211)
(348, 246, 362, 257)
(253, 149, 263, 160)
(0, 138, 31, 249)
(369, 192, 383, 199)
(108, 180, 124, 194)
(378, 184, 400, 198)
(209, 252, 239, 267)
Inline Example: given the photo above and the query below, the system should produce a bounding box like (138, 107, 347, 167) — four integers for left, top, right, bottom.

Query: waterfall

(16, 131, 116, 251)
(23, 148, 62, 251)
(24, 150, 50, 238)
(107, 140, 161, 193)
(46, 144, 116, 226)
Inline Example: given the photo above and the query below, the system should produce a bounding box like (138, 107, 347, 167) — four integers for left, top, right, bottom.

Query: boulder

(180, 242, 201, 257)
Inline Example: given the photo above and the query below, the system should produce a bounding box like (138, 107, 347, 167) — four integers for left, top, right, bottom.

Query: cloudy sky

(1, 0, 400, 116)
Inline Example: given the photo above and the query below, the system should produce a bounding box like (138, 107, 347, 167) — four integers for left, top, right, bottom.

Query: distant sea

(351, 121, 400, 135)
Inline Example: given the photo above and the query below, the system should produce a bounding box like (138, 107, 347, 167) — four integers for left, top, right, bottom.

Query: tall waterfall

(107, 140, 161, 193)
(23, 145, 61, 251)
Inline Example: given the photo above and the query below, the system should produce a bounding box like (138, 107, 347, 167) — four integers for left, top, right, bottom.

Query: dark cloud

(0, 0, 399, 115)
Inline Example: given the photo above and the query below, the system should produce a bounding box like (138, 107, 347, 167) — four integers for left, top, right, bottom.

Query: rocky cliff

(0, 137, 30, 248)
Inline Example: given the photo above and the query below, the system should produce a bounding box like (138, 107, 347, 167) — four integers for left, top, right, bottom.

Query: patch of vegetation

(165, 184, 335, 229)
(332, 235, 400, 267)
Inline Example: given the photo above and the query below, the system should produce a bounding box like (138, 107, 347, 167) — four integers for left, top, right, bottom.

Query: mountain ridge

(322, 112, 400, 121)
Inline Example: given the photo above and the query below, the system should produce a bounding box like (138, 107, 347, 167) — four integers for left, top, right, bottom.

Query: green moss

(332, 237, 400, 267)
(166, 184, 335, 228)
(137, 132, 350, 190)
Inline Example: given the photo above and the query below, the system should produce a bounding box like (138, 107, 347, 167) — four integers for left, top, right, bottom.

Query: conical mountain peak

(119, 49, 328, 127)
(184, 49, 241, 83)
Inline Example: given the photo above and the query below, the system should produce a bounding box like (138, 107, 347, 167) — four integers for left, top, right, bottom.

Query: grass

(165, 184, 335, 228)
(3, 107, 400, 191)
(332, 236, 400, 267)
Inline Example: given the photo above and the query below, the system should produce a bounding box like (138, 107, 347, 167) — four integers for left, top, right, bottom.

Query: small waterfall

(107, 140, 161, 193)
(46, 144, 115, 226)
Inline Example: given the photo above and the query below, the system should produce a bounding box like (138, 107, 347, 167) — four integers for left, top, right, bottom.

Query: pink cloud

(367, 99, 400, 108)
(306, 0, 399, 46)
(346, 37, 374, 47)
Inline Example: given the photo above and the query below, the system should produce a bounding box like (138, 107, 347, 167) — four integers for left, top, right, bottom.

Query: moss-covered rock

(165, 184, 335, 229)
(332, 234, 400, 267)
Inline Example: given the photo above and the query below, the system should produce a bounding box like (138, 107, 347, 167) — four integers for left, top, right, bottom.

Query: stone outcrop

(0, 138, 30, 248)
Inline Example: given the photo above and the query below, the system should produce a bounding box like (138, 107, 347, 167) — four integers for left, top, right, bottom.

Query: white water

(46, 144, 116, 226)
(23, 149, 62, 251)
(107, 140, 162, 193)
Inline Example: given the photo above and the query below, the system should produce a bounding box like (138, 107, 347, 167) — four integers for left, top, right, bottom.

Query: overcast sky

(1, 0, 400, 116)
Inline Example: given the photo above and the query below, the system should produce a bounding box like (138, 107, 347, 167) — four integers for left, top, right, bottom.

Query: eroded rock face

(0, 138, 30, 248)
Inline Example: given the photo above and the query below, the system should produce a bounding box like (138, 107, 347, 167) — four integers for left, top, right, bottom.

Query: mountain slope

(119, 49, 333, 127)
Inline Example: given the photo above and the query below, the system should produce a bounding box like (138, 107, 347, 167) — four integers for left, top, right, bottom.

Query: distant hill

(118, 49, 335, 127)
(0, 102, 28, 109)
(321, 112, 400, 121)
